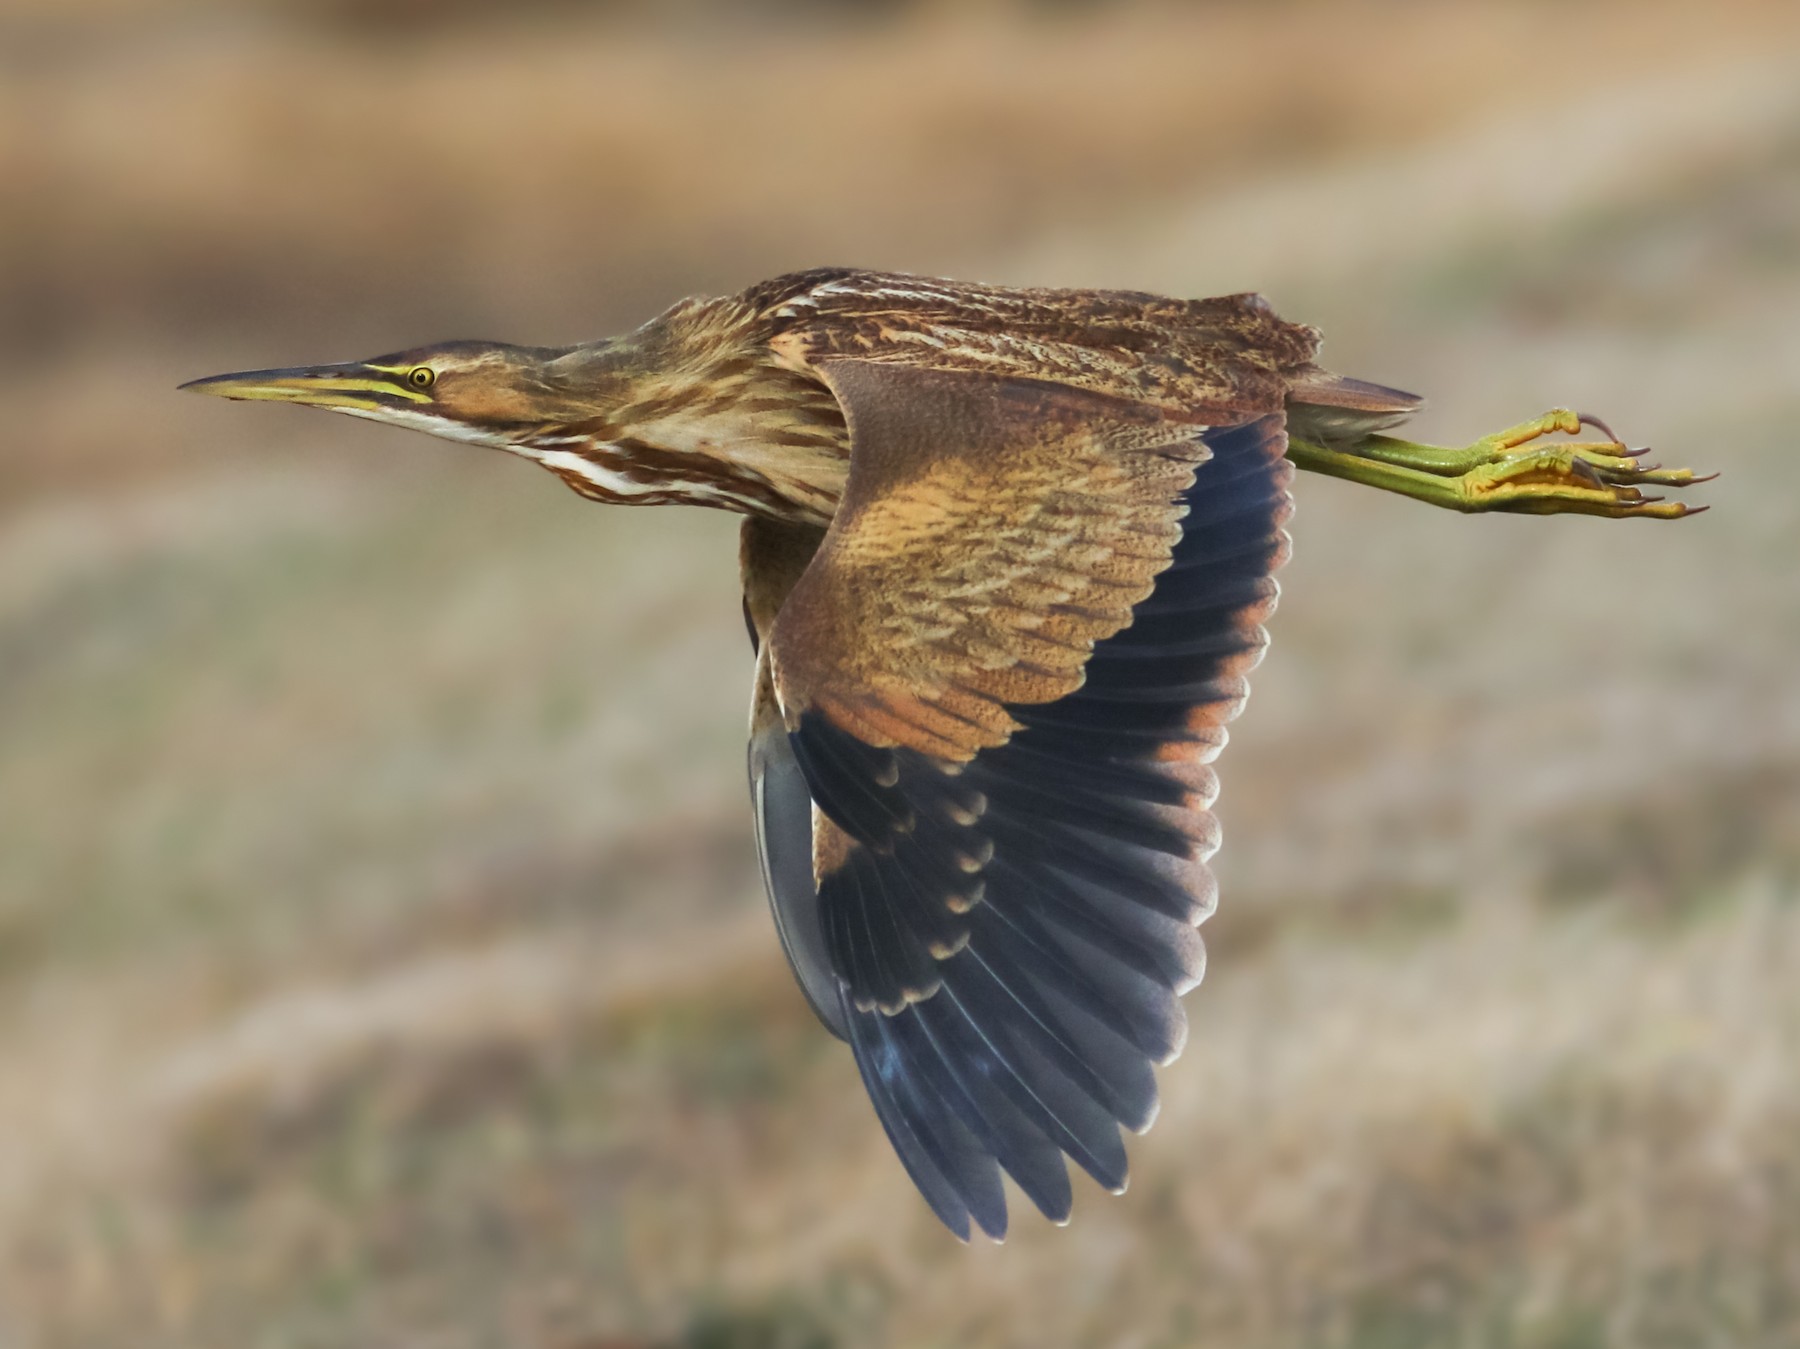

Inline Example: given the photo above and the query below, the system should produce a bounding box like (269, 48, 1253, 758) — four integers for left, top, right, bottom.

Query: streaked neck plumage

(509, 298, 850, 523)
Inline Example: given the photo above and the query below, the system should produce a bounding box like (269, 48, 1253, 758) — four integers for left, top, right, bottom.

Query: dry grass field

(2, 3, 1798, 1346)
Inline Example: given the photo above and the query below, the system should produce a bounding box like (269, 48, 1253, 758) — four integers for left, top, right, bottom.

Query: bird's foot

(1450, 410, 1709, 518)
(1305, 408, 1713, 518)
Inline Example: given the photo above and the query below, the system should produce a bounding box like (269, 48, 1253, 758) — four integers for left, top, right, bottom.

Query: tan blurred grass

(2, 3, 1799, 1347)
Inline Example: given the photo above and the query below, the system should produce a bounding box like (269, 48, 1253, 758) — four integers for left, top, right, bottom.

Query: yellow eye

(409, 366, 435, 389)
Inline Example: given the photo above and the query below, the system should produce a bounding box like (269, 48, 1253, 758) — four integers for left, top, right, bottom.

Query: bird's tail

(1285, 368, 1423, 446)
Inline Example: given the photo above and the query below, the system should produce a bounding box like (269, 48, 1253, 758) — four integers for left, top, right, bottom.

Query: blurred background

(3, 1, 1798, 1345)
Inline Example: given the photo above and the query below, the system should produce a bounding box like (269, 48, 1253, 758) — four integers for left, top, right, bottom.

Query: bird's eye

(409, 366, 436, 389)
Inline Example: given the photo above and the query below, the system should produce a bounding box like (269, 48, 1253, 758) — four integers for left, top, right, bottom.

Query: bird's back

(746, 268, 1327, 425)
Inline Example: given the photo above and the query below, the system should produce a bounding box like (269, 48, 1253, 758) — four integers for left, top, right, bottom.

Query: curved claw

(1570, 457, 1607, 488)
(1575, 412, 1621, 444)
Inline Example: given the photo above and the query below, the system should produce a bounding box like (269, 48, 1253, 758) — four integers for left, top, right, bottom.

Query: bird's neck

(519, 306, 850, 522)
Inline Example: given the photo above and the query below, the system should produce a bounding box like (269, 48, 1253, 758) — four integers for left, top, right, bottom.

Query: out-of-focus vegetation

(2, 2, 1797, 1346)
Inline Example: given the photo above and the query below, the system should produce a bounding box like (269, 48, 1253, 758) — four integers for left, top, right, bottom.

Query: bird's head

(180, 340, 623, 449)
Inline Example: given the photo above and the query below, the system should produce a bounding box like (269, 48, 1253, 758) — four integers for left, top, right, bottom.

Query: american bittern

(184, 268, 1706, 1240)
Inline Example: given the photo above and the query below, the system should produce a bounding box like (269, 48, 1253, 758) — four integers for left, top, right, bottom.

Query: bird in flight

(184, 268, 1706, 1240)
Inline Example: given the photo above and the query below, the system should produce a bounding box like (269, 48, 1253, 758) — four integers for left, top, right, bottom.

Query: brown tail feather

(1284, 367, 1423, 445)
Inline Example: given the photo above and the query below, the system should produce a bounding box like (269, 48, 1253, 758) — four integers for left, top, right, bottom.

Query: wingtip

(1132, 1095, 1164, 1135)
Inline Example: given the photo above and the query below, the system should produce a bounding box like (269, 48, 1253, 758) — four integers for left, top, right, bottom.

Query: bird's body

(185, 267, 1706, 1240)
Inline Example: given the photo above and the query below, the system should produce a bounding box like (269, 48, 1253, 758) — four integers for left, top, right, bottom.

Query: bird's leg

(1285, 409, 1709, 519)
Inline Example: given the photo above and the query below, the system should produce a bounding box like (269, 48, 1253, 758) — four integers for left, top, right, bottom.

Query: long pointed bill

(179, 363, 431, 413)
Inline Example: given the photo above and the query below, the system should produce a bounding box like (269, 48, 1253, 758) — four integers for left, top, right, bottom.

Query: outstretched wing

(753, 358, 1292, 1239)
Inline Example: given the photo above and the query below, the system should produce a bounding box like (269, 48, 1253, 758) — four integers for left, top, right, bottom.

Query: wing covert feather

(768, 361, 1212, 763)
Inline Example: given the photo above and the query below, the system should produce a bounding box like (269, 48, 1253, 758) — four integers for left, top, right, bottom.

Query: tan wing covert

(767, 360, 1219, 761)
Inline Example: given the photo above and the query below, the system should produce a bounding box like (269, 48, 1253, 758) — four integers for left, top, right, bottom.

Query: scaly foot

(1457, 445, 1696, 518)
(1344, 409, 1712, 518)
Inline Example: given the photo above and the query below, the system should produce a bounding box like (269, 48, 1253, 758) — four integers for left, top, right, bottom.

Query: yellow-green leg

(1286, 409, 1710, 519)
